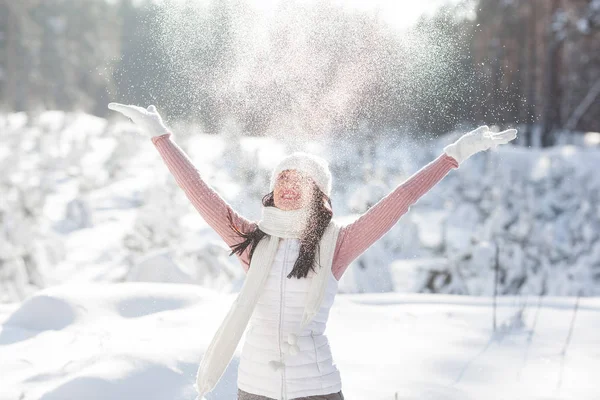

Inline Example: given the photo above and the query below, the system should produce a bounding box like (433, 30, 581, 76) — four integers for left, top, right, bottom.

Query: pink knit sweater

(151, 132, 459, 281)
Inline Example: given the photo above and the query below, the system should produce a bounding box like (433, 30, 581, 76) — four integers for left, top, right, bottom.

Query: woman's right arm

(151, 132, 254, 271)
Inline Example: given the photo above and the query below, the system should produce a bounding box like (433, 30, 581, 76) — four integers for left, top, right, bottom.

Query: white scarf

(195, 206, 341, 398)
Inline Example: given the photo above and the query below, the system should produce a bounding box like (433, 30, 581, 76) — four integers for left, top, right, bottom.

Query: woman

(108, 103, 516, 400)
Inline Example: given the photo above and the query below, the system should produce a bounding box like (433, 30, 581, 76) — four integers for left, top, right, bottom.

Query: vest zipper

(279, 239, 288, 400)
(311, 329, 321, 373)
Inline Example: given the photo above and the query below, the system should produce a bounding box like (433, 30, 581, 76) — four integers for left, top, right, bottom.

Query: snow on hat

(269, 152, 332, 197)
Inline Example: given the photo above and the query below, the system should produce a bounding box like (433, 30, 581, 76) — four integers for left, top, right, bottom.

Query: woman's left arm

(331, 125, 517, 280)
(331, 153, 458, 280)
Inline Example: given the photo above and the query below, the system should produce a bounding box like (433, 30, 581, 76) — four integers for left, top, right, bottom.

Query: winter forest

(1, 0, 600, 399)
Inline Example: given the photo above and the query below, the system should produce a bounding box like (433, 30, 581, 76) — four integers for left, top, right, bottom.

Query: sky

(247, 0, 467, 30)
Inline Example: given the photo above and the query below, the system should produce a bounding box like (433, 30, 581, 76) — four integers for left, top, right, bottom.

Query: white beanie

(269, 152, 332, 197)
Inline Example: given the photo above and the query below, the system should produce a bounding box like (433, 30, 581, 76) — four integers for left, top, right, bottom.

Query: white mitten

(443, 125, 517, 165)
(107, 102, 170, 138)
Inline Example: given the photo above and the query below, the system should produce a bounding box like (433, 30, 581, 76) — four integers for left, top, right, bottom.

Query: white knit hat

(269, 152, 332, 197)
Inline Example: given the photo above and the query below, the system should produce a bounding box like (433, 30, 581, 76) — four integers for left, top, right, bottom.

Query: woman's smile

(281, 189, 300, 200)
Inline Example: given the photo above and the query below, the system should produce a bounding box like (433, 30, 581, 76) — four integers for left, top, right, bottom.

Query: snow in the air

(2, 0, 600, 398)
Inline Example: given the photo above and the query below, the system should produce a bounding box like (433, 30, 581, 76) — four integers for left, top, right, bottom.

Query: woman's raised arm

(151, 133, 256, 269)
(331, 125, 517, 280)
(108, 103, 255, 270)
(331, 152, 458, 280)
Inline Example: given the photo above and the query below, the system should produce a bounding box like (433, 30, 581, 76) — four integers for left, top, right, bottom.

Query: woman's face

(273, 169, 315, 211)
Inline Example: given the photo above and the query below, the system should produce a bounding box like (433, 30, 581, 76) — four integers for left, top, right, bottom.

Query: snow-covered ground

(1, 283, 598, 400)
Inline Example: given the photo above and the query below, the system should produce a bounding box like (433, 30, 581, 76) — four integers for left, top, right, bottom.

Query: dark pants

(237, 388, 345, 400)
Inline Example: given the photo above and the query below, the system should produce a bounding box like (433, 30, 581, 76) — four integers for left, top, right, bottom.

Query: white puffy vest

(237, 237, 342, 400)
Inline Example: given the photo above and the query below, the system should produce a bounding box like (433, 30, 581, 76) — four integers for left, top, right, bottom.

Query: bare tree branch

(565, 78, 600, 131)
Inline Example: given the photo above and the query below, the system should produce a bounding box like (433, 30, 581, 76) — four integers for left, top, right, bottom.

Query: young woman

(108, 103, 516, 400)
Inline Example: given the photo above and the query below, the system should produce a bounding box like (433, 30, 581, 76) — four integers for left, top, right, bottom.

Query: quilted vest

(237, 237, 342, 400)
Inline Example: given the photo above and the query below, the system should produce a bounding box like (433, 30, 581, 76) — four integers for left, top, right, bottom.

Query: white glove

(443, 125, 517, 165)
(107, 102, 170, 137)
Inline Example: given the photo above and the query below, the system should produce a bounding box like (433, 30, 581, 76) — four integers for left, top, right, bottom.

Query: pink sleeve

(151, 132, 256, 271)
(331, 153, 459, 281)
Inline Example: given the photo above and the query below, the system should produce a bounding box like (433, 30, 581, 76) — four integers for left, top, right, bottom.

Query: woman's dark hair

(227, 182, 333, 279)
